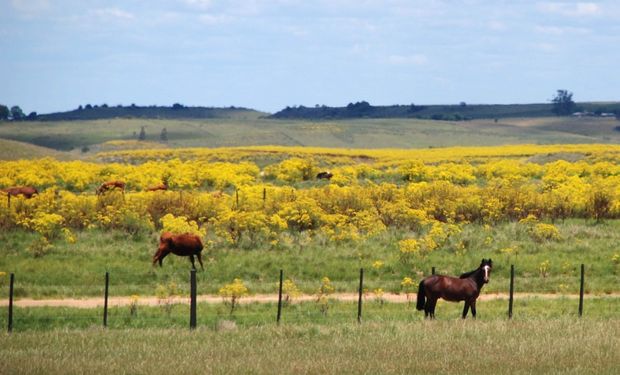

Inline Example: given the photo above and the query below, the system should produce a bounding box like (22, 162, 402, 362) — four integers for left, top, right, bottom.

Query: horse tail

(416, 280, 426, 311)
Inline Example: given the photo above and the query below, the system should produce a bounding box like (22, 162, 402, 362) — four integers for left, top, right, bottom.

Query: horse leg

(196, 252, 204, 270)
(189, 255, 196, 270)
(429, 298, 438, 319)
(424, 297, 432, 319)
(471, 300, 477, 319)
(462, 301, 470, 319)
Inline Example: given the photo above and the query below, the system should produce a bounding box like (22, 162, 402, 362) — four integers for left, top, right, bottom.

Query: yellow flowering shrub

(282, 279, 301, 304)
(160, 213, 204, 236)
(219, 278, 249, 314)
(21, 212, 64, 239)
(530, 223, 561, 242)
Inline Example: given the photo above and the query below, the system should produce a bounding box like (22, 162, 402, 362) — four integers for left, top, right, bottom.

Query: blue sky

(2, 0, 619, 114)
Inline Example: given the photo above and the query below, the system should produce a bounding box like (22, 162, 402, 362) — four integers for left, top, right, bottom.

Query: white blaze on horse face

(483, 265, 491, 282)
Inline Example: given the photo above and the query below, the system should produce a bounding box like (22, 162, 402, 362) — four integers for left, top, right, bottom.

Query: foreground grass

(1, 318, 618, 374)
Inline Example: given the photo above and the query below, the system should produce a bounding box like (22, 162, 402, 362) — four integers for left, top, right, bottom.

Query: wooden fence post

(103, 271, 109, 328)
(431, 267, 436, 275)
(579, 264, 585, 317)
(8, 273, 14, 333)
(277, 269, 283, 324)
(190, 269, 197, 330)
(357, 268, 364, 324)
(508, 265, 514, 319)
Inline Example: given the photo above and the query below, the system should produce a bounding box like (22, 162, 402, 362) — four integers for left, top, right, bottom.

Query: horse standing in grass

(153, 232, 204, 270)
(416, 259, 493, 319)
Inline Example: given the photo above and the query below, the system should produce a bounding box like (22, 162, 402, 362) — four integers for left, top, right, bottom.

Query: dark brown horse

(316, 171, 333, 180)
(416, 259, 493, 319)
(153, 232, 204, 270)
(96, 181, 125, 195)
(2, 186, 38, 199)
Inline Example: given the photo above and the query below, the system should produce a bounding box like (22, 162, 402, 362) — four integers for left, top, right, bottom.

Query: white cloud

(92, 8, 135, 21)
(387, 54, 428, 65)
(488, 20, 507, 31)
(537, 2, 601, 16)
(534, 42, 560, 52)
(535, 25, 590, 35)
(10, 0, 50, 14)
(198, 13, 234, 25)
(183, 0, 213, 10)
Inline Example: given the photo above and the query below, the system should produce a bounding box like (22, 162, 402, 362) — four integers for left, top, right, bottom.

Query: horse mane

(459, 268, 478, 279)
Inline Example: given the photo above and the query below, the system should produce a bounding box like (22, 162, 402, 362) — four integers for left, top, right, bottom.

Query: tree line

(0, 105, 36, 121)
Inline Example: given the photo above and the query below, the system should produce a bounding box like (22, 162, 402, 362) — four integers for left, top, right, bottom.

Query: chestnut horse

(2, 186, 38, 199)
(416, 259, 493, 319)
(96, 181, 125, 195)
(153, 232, 204, 270)
(146, 183, 168, 192)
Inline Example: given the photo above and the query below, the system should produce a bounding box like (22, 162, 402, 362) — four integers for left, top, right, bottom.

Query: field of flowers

(0, 145, 619, 246)
(2, 144, 620, 247)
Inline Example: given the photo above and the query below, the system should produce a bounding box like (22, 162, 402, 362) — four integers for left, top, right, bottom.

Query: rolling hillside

(1, 116, 619, 155)
(0, 138, 69, 160)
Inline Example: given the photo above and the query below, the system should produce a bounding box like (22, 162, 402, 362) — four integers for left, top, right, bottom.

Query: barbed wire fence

(2, 263, 618, 333)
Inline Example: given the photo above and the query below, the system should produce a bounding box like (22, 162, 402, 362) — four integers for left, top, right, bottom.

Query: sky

(1, 0, 620, 114)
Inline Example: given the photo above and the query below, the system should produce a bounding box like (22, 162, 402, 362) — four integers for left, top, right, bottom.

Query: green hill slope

(0, 138, 69, 160)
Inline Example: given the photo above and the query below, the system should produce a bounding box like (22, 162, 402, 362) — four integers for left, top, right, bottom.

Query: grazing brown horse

(2, 186, 38, 199)
(416, 259, 493, 319)
(153, 232, 204, 270)
(96, 181, 125, 195)
(316, 171, 333, 180)
(146, 183, 168, 192)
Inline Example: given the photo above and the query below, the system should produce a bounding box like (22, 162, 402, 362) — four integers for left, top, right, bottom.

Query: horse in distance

(96, 180, 126, 195)
(2, 186, 38, 199)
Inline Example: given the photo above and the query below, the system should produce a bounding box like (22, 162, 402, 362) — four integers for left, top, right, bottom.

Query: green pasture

(1, 220, 618, 299)
(2, 297, 620, 332)
(1, 116, 619, 154)
(1, 316, 618, 374)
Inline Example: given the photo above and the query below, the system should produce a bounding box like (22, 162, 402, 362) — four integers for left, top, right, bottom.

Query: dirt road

(2, 292, 619, 309)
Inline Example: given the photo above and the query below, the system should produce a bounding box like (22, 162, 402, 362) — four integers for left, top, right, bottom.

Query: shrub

(531, 223, 561, 242)
(282, 279, 301, 304)
(219, 278, 249, 315)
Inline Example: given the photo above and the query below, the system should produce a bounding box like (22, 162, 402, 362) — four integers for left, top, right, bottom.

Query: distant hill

(34, 104, 265, 121)
(270, 101, 620, 120)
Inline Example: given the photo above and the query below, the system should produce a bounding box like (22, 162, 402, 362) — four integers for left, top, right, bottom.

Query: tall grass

(2, 298, 619, 332)
(1, 318, 618, 374)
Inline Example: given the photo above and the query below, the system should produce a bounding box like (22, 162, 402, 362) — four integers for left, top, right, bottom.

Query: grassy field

(1, 220, 619, 299)
(2, 297, 620, 331)
(1, 317, 618, 374)
(1, 116, 619, 153)
(0, 139, 68, 160)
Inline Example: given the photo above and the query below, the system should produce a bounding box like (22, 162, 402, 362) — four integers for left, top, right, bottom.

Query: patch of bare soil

(2, 292, 619, 309)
